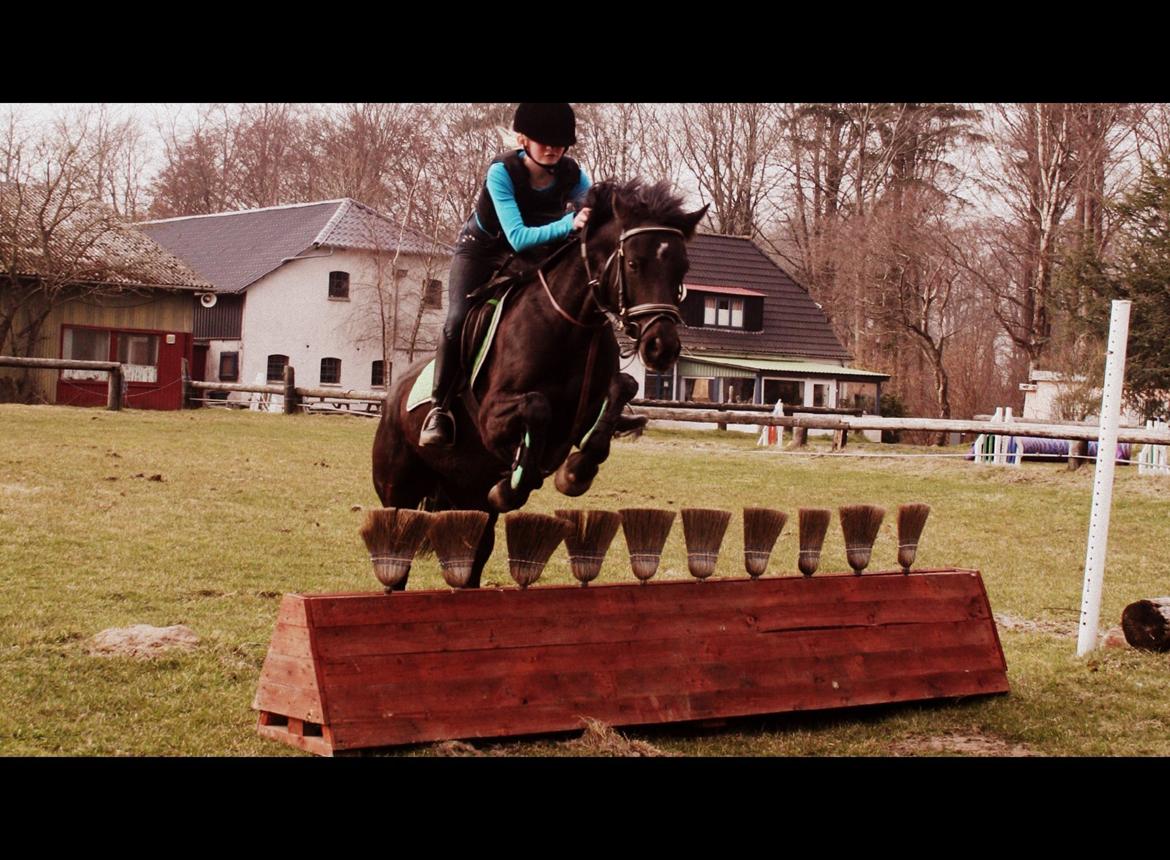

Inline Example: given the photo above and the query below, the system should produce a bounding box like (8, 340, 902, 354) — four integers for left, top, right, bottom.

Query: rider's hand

(573, 207, 591, 232)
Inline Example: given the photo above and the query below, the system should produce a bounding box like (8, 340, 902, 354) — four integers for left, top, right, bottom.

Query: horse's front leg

(555, 371, 642, 497)
(480, 391, 551, 513)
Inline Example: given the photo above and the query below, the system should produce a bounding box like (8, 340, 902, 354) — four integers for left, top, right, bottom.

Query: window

(371, 360, 385, 387)
(645, 372, 673, 400)
(267, 354, 288, 383)
(812, 383, 828, 408)
(320, 357, 341, 385)
(723, 378, 755, 404)
(117, 334, 159, 383)
(763, 379, 803, 407)
(423, 279, 443, 310)
(328, 271, 350, 300)
(61, 327, 110, 381)
(684, 378, 715, 402)
(219, 351, 239, 382)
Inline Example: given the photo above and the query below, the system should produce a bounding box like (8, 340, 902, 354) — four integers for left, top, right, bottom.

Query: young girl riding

(420, 102, 592, 447)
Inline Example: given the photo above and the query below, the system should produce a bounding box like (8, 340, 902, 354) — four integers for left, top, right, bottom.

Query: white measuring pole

(1077, 300, 1132, 656)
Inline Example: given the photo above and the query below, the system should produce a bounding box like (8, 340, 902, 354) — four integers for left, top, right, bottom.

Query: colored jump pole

(1077, 300, 1131, 657)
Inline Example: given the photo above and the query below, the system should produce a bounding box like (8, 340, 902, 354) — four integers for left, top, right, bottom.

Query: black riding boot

(419, 331, 461, 447)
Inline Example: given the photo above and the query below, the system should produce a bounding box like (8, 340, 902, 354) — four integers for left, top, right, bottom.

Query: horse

(372, 179, 708, 589)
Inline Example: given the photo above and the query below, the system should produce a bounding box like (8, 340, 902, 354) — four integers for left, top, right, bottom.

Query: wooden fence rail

(9, 354, 1159, 450)
(0, 355, 125, 411)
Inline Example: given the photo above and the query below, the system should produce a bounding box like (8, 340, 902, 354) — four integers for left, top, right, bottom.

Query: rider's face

(518, 134, 566, 166)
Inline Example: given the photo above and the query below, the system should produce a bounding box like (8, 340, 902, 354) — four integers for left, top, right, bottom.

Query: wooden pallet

(253, 567, 1008, 755)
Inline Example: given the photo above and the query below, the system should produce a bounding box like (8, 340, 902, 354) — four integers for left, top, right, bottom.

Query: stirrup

(419, 406, 455, 448)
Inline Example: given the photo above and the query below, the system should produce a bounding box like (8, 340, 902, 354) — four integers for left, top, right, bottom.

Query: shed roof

(138, 198, 450, 294)
(0, 183, 211, 290)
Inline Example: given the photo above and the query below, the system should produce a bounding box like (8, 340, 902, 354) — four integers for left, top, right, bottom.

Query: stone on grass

(89, 624, 199, 659)
(1101, 626, 1128, 649)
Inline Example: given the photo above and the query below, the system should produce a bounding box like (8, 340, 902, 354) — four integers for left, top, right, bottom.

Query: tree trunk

(1122, 599, 1170, 651)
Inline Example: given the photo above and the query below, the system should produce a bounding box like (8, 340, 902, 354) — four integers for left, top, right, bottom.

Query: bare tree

(0, 107, 152, 398)
(671, 103, 786, 237)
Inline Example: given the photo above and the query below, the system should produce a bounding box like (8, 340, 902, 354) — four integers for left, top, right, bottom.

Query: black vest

(474, 150, 582, 241)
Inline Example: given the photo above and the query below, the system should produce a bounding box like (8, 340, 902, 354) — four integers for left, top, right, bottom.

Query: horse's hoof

(488, 482, 517, 513)
(554, 461, 593, 497)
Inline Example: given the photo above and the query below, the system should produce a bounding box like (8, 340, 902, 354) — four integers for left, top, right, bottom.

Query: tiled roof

(682, 233, 850, 361)
(0, 183, 211, 290)
(138, 198, 450, 294)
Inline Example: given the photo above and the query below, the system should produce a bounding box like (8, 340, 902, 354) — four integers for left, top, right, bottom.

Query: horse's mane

(582, 179, 694, 235)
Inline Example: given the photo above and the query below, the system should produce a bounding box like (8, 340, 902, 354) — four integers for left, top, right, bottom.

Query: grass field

(3, 403, 1170, 756)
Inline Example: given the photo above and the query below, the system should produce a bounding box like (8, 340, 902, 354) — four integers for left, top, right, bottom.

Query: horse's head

(581, 180, 708, 372)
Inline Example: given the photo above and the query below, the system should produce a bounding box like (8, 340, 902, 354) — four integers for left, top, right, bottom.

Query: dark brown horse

(372, 179, 707, 588)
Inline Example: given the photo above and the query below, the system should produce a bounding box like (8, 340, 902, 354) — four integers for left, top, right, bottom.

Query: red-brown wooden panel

(302, 570, 982, 628)
(309, 594, 987, 659)
(325, 667, 1009, 751)
(316, 618, 997, 684)
(322, 639, 1005, 722)
(254, 568, 1009, 754)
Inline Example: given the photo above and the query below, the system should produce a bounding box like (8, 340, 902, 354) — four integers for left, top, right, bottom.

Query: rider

(419, 102, 593, 448)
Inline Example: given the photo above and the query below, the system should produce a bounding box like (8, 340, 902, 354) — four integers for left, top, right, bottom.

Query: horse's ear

(680, 204, 709, 238)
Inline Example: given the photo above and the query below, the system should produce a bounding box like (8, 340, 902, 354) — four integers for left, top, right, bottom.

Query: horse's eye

(627, 259, 639, 272)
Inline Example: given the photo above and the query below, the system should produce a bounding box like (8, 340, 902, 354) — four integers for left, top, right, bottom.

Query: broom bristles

(618, 508, 676, 583)
(505, 512, 572, 589)
(428, 510, 490, 589)
(797, 508, 831, 577)
(743, 507, 787, 578)
(839, 504, 886, 574)
(897, 503, 932, 573)
(556, 509, 621, 585)
(681, 508, 732, 580)
(359, 508, 434, 591)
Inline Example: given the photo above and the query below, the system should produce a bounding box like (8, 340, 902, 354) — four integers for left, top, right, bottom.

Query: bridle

(537, 222, 687, 358)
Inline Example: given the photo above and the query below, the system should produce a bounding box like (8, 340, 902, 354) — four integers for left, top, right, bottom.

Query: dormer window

(681, 285, 764, 331)
(328, 271, 350, 300)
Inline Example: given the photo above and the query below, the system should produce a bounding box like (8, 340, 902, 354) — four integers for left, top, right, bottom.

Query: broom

(743, 507, 787, 578)
(897, 503, 932, 574)
(681, 508, 732, 580)
(556, 509, 622, 587)
(618, 508, 676, 583)
(797, 508, 831, 577)
(358, 508, 433, 592)
(428, 510, 490, 589)
(839, 504, 886, 574)
(505, 512, 572, 589)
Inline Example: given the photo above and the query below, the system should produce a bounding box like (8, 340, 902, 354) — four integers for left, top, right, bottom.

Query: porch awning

(679, 354, 890, 382)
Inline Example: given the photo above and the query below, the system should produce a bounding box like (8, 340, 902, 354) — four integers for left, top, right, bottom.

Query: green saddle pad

(405, 288, 512, 413)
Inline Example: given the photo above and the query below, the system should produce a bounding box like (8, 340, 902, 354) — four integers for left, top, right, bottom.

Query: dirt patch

(426, 719, 674, 757)
(0, 482, 40, 497)
(995, 613, 1078, 637)
(888, 731, 1036, 757)
(88, 624, 199, 658)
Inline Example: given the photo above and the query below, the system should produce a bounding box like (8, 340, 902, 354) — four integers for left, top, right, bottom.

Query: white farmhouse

(139, 199, 450, 400)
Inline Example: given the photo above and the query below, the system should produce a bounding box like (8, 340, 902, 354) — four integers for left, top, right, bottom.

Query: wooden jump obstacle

(253, 567, 1008, 755)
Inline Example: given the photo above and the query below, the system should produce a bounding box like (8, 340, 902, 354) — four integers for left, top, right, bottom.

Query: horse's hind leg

(555, 371, 641, 497)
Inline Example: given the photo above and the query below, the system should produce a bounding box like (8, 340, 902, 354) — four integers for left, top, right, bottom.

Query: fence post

(283, 364, 300, 415)
(106, 365, 123, 411)
(1068, 439, 1087, 471)
(790, 426, 808, 449)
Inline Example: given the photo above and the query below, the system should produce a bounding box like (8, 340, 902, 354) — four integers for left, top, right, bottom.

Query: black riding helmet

(513, 103, 577, 172)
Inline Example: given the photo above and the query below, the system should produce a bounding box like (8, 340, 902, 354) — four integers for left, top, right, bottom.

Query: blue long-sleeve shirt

(475, 153, 592, 252)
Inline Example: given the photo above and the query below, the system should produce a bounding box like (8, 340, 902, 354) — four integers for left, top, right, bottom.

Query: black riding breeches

(442, 219, 512, 341)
